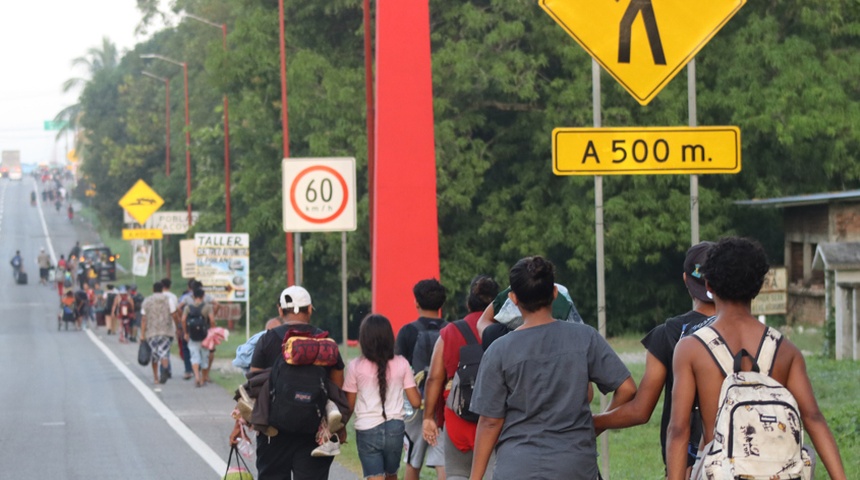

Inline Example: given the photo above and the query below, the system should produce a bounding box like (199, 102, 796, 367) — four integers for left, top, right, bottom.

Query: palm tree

(53, 37, 121, 151)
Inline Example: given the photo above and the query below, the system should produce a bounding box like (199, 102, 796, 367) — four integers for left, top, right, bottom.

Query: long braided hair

(359, 314, 395, 420)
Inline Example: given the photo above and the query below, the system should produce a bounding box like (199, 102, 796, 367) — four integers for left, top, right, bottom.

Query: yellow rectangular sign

(122, 229, 164, 240)
(552, 126, 741, 175)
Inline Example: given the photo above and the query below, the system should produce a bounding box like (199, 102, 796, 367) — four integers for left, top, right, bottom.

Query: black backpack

(445, 320, 483, 422)
(268, 330, 329, 434)
(410, 319, 442, 393)
(186, 303, 209, 341)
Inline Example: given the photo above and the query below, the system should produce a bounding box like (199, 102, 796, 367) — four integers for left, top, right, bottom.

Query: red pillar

(372, 0, 440, 334)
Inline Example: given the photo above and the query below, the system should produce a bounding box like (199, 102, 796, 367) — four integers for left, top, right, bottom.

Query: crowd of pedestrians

(226, 235, 847, 480)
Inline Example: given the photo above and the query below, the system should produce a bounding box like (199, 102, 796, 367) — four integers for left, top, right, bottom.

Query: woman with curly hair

(344, 314, 422, 480)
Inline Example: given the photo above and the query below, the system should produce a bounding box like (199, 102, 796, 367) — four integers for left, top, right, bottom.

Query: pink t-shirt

(343, 355, 416, 431)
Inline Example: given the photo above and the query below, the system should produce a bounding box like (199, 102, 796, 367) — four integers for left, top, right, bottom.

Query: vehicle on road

(80, 244, 119, 281)
(1, 150, 22, 180)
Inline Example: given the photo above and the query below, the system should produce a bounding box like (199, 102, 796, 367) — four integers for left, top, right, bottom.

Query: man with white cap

(248, 286, 346, 480)
(593, 241, 716, 477)
(37, 248, 52, 285)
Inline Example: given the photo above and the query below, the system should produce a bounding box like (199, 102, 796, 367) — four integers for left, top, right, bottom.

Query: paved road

(0, 177, 358, 479)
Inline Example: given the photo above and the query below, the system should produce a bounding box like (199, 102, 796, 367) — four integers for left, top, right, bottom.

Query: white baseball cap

(279, 286, 312, 313)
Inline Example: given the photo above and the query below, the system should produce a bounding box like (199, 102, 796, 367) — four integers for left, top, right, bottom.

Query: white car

(8, 170, 22, 180)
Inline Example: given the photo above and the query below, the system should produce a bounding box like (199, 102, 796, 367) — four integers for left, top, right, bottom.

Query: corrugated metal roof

(813, 242, 860, 271)
(735, 190, 860, 208)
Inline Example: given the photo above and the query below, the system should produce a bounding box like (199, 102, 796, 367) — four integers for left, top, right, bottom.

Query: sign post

(283, 157, 357, 347)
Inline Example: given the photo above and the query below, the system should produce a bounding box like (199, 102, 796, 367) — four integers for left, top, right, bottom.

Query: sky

(0, 1, 158, 165)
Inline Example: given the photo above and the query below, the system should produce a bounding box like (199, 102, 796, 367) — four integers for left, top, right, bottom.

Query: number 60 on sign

(282, 158, 357, 232)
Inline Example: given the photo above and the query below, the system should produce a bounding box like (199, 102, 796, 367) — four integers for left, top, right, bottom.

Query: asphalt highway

(0, 177, 357, 479)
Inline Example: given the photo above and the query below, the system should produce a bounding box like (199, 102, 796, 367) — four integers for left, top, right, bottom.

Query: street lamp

(279, 0, 295, 284)
(186, 13, 233, 233)
(140, 53, 193, 228)
(141, 71, 171, 177)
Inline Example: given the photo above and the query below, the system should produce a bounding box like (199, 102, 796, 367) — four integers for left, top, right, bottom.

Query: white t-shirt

(343, 355, 416, 431)
(163, 291, 179, 313)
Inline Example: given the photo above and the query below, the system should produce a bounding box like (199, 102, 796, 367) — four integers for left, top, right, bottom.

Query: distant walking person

(67, 204, 74, 222)
(10, 250, 23, 281)
(37, 248, 51, 285)
(140, 281, 177, 385)
(56, 255, 67, 297)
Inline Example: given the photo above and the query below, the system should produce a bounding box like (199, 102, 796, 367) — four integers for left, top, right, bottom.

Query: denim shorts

(355, 419, 406, 478)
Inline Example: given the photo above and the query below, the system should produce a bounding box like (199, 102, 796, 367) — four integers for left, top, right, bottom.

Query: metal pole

(165, 80, 171, 177)
(218, 23, 231, 233)
(278, 0, 295, 285)
(182, 62, 192, 228)
(295, 232, 302, 285)
(592, 58, 609, 479)
(185, 14, 231, 232)
(688, 60, 699, 245)
(342, 231, 348, 349)
(363, 0, 375, 255)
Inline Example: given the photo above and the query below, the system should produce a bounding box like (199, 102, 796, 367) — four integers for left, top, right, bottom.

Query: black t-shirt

(250, 322, 345, 371)
(640, 309, 708, 465)
(394, 317, 444, 366)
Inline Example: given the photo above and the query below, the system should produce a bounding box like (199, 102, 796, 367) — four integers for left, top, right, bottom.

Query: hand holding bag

(137, 340, 152, 366)
(223, 444, 254, 480)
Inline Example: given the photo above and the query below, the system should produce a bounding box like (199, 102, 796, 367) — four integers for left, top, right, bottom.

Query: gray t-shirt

(470, 321, 630, 480)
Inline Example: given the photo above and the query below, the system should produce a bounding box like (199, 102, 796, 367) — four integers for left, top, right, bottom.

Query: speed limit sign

(282, 157, 357, 232)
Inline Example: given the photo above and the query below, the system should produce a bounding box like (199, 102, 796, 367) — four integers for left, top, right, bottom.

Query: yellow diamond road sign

(540, 0, 746, 105)
(118, 179, 164, 225)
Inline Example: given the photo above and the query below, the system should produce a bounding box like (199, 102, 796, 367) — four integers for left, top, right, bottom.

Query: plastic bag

(494, 283, 583, 330)
(137, 340, 152, 366)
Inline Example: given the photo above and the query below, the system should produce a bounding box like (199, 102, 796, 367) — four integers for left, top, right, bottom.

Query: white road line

(34, 177, 226, 477)
(85, 330, 227, 476)
(32, 178, 58, 265)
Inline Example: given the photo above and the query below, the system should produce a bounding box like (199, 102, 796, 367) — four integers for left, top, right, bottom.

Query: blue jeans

(355, 419, 405, 478)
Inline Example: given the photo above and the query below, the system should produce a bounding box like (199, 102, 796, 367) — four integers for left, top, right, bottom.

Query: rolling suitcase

(16, 272, 27, 285)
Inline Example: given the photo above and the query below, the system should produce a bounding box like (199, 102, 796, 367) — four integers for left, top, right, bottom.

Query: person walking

(395, 279, 447, 480)
(56, 255, 67, 297)
(666, 237, 846, 480)
(247, 285, 345, 480)
(36, 248, 51, 285)
(469, 256, 637, 480)
(422, 275, 499, 480)
(140, 281, 177, 384)
(10, 250, 23, 281)
(180, 287, 215, 387)
(345, 314, 422, 480)
(593, 241, 716, 476)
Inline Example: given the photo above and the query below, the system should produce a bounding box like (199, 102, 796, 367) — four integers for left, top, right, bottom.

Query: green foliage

(66, 0, 860, 337)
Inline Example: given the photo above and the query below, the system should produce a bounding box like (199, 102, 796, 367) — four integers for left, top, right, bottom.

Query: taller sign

(539, 0, 746, 105)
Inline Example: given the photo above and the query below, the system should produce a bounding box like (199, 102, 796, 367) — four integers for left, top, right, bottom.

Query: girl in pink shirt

(344, 314, 421, 480)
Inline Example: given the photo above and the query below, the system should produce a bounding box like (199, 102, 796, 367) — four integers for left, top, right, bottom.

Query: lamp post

(186, 13, 232, 233)
(278, 0, 295, 284)
(141, 53, 193, 228)
(141, 71, 171, 177)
